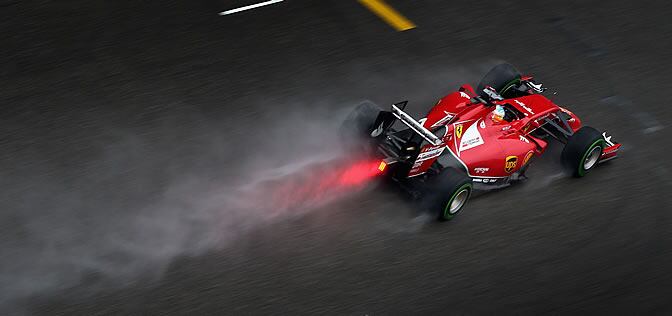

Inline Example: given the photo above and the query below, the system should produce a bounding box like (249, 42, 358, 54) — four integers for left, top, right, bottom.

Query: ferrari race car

(341, 63, 621, 221)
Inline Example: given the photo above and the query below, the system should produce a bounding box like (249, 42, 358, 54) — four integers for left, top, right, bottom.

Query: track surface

(2, 0, 672, 314)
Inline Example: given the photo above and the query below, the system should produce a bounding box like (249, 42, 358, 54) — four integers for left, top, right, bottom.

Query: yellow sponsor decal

(522, 124, 530, 133)
(455, 124, 463, 138)
(505, 155, 518, 173)
(523, 151, 534, 165)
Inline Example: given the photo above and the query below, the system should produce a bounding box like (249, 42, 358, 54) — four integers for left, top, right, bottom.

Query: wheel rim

(583, 145, 602, 170)
(448, 188, 469, 214)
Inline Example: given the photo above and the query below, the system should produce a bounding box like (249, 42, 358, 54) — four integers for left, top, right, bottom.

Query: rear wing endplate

(391, 104, 442, 146)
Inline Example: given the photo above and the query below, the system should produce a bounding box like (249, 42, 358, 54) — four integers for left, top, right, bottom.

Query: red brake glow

(338, 160, 386, 186)
(244, 159, 387, 212)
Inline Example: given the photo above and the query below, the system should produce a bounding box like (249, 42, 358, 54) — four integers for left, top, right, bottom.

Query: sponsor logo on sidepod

(505, 156, 518, 173)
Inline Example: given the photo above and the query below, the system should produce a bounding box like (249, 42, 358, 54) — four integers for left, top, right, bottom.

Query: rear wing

(390, 103, 442, 146)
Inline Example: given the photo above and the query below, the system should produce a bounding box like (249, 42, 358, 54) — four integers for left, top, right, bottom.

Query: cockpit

(491, 103, 524, 123)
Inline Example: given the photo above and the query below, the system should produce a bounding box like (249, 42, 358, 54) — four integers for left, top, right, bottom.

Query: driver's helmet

(491, 104, 506, 123)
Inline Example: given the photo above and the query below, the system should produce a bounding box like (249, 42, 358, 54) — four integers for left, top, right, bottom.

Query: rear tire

(340, 102, 382, 155)
(424, 168, 473, 221)
(561, 126, 605, 177)
(477, 63, 522, 98)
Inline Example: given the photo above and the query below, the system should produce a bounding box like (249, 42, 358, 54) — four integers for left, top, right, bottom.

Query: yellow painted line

(358, 0, 416, 31)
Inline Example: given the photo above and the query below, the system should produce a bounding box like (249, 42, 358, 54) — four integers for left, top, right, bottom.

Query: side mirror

(482, 86, 504, 101)
(458, 84, 476, 96)
(525, 80, 546, 93)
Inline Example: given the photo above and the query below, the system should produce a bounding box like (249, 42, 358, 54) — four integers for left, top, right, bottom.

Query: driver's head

(491, 104, 505, 124)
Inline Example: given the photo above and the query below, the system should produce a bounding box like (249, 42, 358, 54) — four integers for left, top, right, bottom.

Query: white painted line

(219, 0, 284, 15)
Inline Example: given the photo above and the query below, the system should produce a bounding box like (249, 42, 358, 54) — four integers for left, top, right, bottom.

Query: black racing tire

(339, 102, 382, 155)
(424, 168, 473, 222)
(561, 126, 605, 177)
(476, 63, 522, 98)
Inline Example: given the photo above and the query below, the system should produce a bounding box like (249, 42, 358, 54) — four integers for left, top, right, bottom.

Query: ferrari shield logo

(505, 156, 518, 173)
(455, 124, 463, 138)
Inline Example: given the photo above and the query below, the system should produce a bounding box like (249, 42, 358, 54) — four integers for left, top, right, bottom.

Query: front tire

(424, 168, 473, 221)
(476, 63, 522, 98)
(561, 126, 605, 177)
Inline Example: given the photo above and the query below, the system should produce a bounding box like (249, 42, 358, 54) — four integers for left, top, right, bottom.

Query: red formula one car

(341, 64, 621, 221)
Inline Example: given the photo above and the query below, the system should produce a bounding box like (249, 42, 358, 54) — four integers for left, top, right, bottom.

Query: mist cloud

(0, 102, 370, 313)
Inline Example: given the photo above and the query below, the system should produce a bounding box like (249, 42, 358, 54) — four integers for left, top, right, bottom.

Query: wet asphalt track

(2, 0, 672, 314)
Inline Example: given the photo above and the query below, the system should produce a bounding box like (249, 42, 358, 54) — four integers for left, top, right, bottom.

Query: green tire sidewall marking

(578, 139, 605, 177)
(500, 78, 521, 96)
(442, 183, 472, 219)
